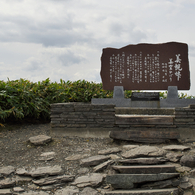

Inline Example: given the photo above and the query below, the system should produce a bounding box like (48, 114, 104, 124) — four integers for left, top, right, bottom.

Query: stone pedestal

(167, 86, 179, 99)
(113, 86, 124, 98)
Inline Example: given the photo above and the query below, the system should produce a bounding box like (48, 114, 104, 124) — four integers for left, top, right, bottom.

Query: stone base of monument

(92, 86, 131, 107)
(92, 86, 195, 108)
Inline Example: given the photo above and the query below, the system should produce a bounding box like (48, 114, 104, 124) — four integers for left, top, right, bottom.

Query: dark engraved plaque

(131, 92, 159, 101)
(100, 42, 190, 90)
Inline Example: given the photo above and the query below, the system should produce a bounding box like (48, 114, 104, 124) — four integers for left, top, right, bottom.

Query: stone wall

(174, 105, 195, 128)
(50, 103, 115, 129)
(50, 103, 195, 130)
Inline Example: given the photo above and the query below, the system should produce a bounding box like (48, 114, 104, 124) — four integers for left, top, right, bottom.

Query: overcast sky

(0, 0, 195, 95)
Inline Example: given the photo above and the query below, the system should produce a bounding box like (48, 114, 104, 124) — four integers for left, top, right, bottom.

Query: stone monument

(92, 42, 195, 107)
(100, 42, 190, 90)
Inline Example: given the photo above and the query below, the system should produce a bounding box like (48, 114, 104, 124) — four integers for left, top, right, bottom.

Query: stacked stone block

(50, 103, 115, 128)
(174, 105, 195, 127)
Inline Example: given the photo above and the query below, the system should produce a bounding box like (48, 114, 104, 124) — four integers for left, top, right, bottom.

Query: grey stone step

(115, 115, 174, 125)
(104, 188, 178, 195)
(115, 108, 174, 115)
(112, 165, 176, 174)
(110, 130, 179, 143)
(106, 173, 179, 189)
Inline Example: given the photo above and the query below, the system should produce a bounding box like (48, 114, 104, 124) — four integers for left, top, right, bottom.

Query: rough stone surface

(55, 186, 79, 195)
(112, 165, 176, 174)
(180, 155, 195, 168)
(179, 182, 193, 190)
(29, 135, 52, 145)
(20, 191, 49, 195)
(141, 178, 180, 189)
(122, 145, 139, 150)
(39, 152, 56, 161)
(119, 157, 167, 165)
(163, 145, 190, 151)
(104, 188, 179, 195)
(33, 174, 74, 186)
(13, 186, 25, 192)
(29, 165, 63, 177)
(15, 175, 32, 184)
(106, 173, 179, 189)
(16, 168, 29, 176)
(166, 152, 183, 162)
(80, 155, 110, 166)
(80, 187, 100, 195)
(0, 166, 15, 176)
(72, 173, 104, 187)
(176, 166, 191, 173)
(93, 160, 113, 172)
(0, 189, 12, 195)
(77, 168, 89, 175)
(121, 146, 165, 158)
(0, 178, 15, 189)
(98, 148, 121, 155)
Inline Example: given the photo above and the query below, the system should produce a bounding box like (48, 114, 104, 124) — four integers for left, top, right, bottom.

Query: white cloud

(0, 0, 194, 95)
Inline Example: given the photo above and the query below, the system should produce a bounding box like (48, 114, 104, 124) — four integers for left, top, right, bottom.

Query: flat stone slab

(33, 175, 74, 186)
(0, 166, 15, 176)
(141, 178, 180, 189)
(104, 188, 178, 195)
(80, 155, 110, 166)
(93, 160, 113, 172)
(162, 145, 190, 151)
(80, 187, 100, 195)
(166, 153, 183, 162)
(110, 130, 179, 143)
(13, 187, 25, 192)
(39, 152, 56, 161)
(98, 148, 121, 155)
(29, 165, 63, 177)
(121, 146, 166, 159)
(0, 178, 16, 189)
(112, 165, 176, 174)
(115, 115, 174, 125)
(0, 189, 12, 195)
(55, 186, 79, 195)
(29, 135, 52, 145)
(119, 157, 167, 165)
(19, 191, 49, 195)
(106, 173, 179, 189)
(72, 173, 104, 188)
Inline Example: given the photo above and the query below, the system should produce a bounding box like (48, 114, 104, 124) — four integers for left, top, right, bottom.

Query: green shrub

(0, 78, 194, 123)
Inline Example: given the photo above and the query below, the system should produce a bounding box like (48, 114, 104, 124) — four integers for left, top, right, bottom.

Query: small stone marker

(101, 42, 190, 90)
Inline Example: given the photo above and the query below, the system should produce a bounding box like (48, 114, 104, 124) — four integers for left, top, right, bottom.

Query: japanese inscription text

(101, 42, 190, 90)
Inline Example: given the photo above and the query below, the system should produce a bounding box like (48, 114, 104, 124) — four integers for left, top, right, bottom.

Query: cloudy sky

(0, 0, 195, 94)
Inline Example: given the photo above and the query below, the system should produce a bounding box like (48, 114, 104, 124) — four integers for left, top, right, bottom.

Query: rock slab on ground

(80, 155, 110, 166)
(29, 135, 52, 145)
(121, 146, 165, 159)
(106, 173, 179, 189)
(29, 165, 63, 177)
(104, 188, 178, 195)
(112, 165, 176, 174)
(72, 173, 104, 188)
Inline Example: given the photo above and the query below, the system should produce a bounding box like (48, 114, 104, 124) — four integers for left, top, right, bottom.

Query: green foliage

(0, 78, 113, 122)
(0, 78, 194, 123)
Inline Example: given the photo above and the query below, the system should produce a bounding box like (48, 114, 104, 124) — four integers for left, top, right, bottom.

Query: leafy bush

(0, 78, 194, 123)
(0, 78, 113, 123)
